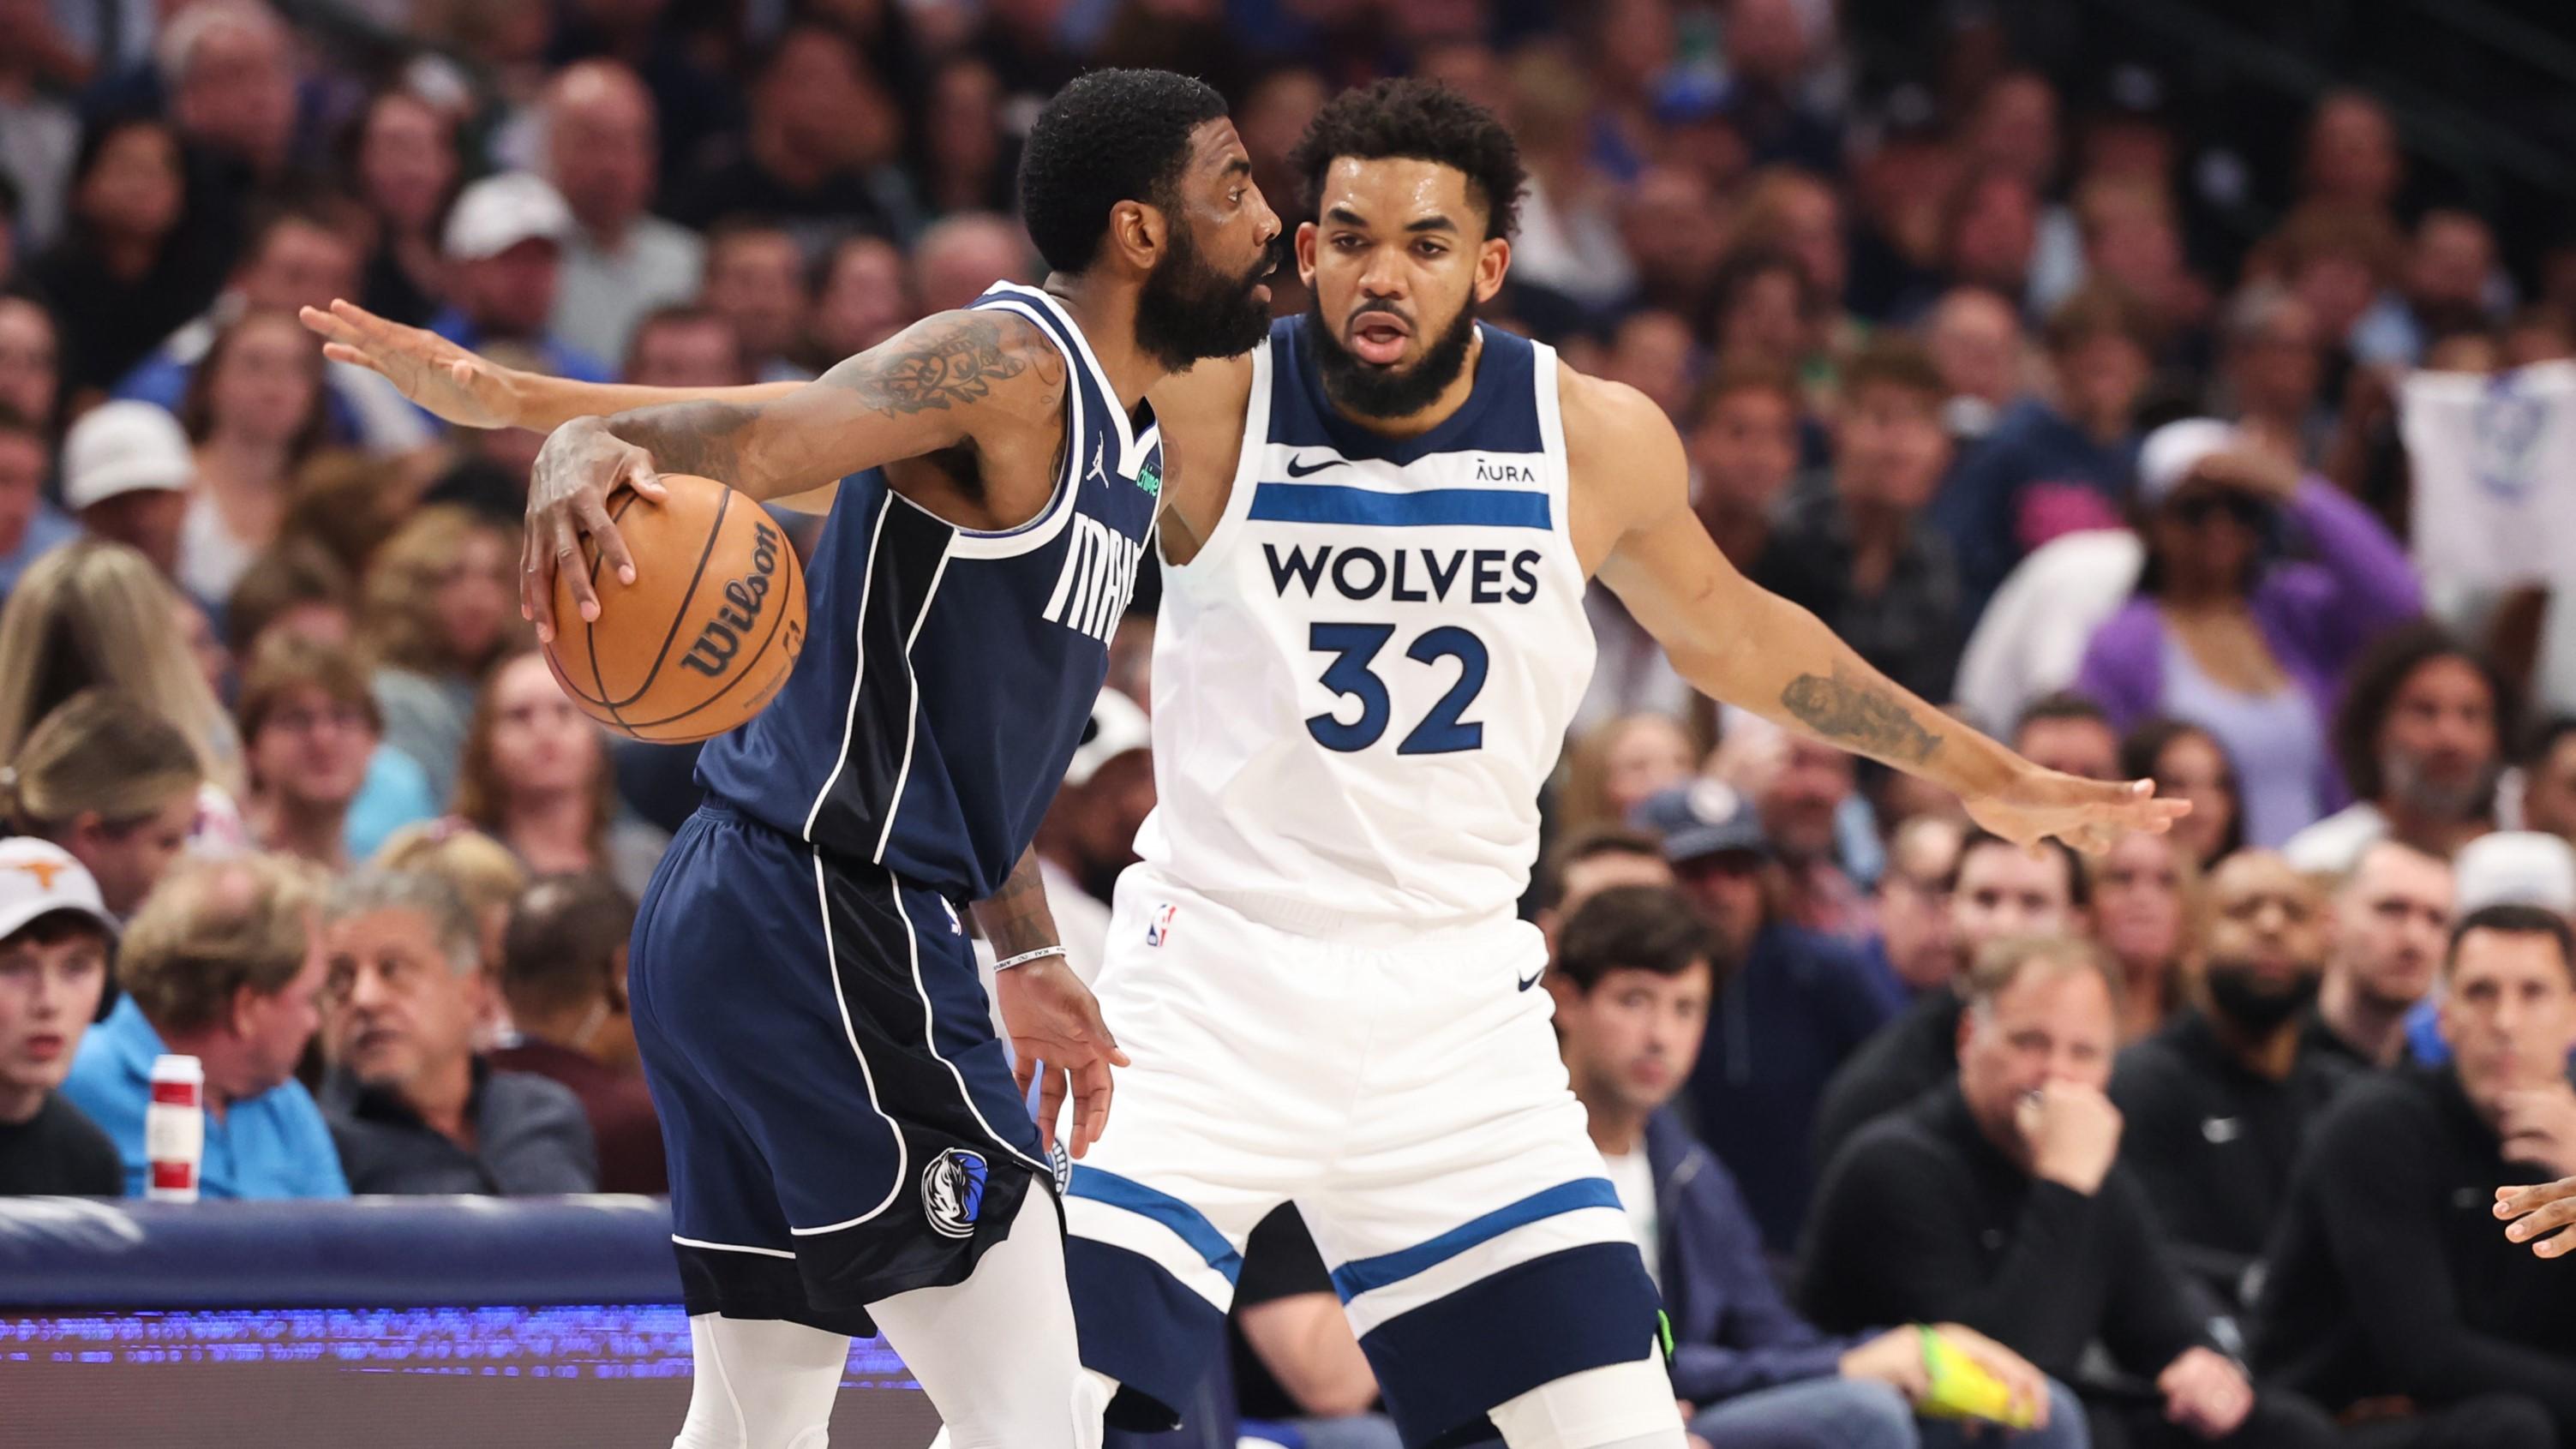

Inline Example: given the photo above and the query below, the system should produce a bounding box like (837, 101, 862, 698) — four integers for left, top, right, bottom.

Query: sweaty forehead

(1316, 156, 1480, 227)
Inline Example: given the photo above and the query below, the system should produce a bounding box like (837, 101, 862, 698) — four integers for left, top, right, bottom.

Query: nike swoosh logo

(1516, 968, 1544, 991)
(1284, 455, 1345, 479)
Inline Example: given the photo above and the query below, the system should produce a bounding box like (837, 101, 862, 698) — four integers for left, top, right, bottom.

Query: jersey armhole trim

(1530, 339, 1585, 584)
(913, 296, 1084, 560)
(1163, 341, 1272, 575)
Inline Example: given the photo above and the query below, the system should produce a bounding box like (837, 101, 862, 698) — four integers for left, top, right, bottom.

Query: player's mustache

(1347, 300, 1412, 332)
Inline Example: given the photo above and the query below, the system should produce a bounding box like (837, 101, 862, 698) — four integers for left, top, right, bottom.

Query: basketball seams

(608, 536, 807, 733)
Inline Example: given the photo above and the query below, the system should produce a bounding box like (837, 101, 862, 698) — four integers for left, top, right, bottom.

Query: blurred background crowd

(4, 0, 2576, 1445)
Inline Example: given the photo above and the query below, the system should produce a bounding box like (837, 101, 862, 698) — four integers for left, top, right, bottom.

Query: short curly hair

(1019, 69, 1229, 274)
(1288, 78, 1525, 240)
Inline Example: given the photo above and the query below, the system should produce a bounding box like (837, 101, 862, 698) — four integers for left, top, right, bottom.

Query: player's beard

(1309, 289, 1479, 420)
(1133, 224, 1276, 371)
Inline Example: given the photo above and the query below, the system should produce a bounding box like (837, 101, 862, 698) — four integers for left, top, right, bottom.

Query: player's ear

(1294, 220, 1320, 284)
(1473, 237, 1511, 306)
(1107, 200, 1168, 276)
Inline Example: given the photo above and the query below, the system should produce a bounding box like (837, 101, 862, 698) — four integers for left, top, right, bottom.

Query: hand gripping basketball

(526, 416, 668, 643)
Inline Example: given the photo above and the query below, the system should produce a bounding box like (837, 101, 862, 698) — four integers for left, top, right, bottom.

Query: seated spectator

(2080, 419, 2421, 847)
(1800, 937, 2340, 1449)
(455, 651, 668, 897)
(2214, 284, 2327, 465)
(2515, 716, 2576, 845)
(2089, 829, 2201, 1045)
(1686, 360, 1801, 570)
(175, 308, 331, 604)
(1230, 1203, 1405, 1449)
(2306, 839, 2453, 1069)
(1028, 688, 1153, 983)
(1951, 528, 2142, 740)
(1924, 285, 2030, 446)
(2400, 833, 2576, 1069)
(698, 219, 818, 382)
(0, 840, 122, 1195)
(1752, 338, 1962, 708)
(2111, 850, 2352, 1306)
(27, 116, 216, 409)
(0, 540, 249, 843)
(1535, 826, 1677, 955)
(62, 853, 347, 1198)
(0, 402, 75, 597)
(2285, 626, 2510, 873)
(236, 632, 395, 872)
(1553, 884, 2079, 1449)
(111, 200, 429, 457)
(370, 821, 531, 1050)
(224, 538, 439, 861)
(1812, 831, 2088, 1174)
(1641, 784, 1890, 1255)
(2122, 717, 2246, 868)
(0, 296, 62, 428)
(360, 506, 522, 805)
(665, 25, 906, 248)
(344, 87, 459, 330)
(1932, 284, 2154, 612)
(1858, 814, 1964, 1013)
(542, 62, 704, 369)
(2255, 905, 2576, 1446)
(2, 691, 201, 918)
(1557, 712, 1698, 839)
(911, 212, 1041, 315)
(490, 873, 661, 1195)
(2012, 692, 2121, 781)
(1728, 729, 1874, 941)
(621, 306, 749, 390)
(317, 868, 596, 1195)
(430, 173, 609, 386)
(60, 400, 189, 581)
(812, 235, 917, 362)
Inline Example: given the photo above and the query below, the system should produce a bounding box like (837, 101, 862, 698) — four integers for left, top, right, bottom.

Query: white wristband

(994, 946, 1066, 972)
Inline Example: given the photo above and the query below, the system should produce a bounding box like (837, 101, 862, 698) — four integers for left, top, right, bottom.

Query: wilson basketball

(543, 474, 808, 744)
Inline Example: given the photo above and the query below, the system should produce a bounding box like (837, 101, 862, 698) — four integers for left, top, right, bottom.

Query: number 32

(1305, 622, 1489, 755)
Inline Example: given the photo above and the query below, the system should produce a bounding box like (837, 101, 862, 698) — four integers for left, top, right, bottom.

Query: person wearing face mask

(2107, 850, 2356, 1308)
(2257, 905, 2576, 1449)
(490, 872, 659, 1195)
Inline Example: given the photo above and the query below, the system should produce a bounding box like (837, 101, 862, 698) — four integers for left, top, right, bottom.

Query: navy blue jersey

(696, 283, 1160, 899)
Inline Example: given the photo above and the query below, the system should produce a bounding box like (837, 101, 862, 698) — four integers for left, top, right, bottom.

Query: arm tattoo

(970, 847, 1059, 956)
(833, 314, 1046, 416)
(1780, 661, 1944, 766)
(605, 400, 759, 479)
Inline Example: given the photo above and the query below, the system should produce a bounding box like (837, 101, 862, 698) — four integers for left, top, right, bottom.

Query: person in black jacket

(2110, 850, 2355, 1308)
(1811, 831, 2088, 1172)
(2255, 904, 2576, 1448)
(1800, 936, 2338, 1449)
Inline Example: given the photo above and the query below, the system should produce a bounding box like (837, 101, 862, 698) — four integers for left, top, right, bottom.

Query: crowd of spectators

(2, 0, 2576, 1445)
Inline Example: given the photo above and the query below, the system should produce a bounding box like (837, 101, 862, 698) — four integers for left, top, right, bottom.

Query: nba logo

(1145, 903, 1178, 948)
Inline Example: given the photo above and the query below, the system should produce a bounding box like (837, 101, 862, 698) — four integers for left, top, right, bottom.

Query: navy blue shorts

(629, 801, 1051, 1335)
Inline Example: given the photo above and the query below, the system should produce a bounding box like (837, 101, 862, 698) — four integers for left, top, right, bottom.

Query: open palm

(299, 297, 520, 429)
(1967, 770, 2190, 855)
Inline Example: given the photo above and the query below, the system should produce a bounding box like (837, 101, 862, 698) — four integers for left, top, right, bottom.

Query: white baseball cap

(1064, 688, 1150, 790)
(61, 401, 193, 512)
(0, 837, 118, 944)
(2454, 830, 2576, 917)
(2136, 416, 2240, 510)
(443, 172, 575, 262)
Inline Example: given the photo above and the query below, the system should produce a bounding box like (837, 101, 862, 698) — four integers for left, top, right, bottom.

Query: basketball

(542, 473, 809, 744)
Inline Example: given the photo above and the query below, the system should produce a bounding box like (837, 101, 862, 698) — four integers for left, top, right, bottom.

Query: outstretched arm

(516, 308, 1064, 636)
(1572, 369, 2183, 852)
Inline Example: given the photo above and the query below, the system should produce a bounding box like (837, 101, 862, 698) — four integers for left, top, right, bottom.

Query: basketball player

(1034, 81, 2183, 1449)
(308, 69, 1282, 1449)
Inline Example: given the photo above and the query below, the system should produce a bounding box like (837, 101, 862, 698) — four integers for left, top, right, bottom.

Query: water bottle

(146, 1054, 205, 1202)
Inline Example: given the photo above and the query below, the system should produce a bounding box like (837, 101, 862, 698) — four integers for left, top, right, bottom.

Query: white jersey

(1134, 316, 1596, 932)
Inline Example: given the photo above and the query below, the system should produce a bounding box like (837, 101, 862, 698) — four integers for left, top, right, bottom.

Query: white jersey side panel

(1135, 321, 1596, 930)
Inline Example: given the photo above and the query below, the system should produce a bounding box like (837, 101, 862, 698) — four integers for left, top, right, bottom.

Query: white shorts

(1062, 867, 1662, 1448)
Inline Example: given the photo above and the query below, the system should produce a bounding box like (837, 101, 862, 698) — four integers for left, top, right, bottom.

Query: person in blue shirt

(0, 405, 79, 602)
(1548, 884, 2084, 1449)
(63, 852, 348, 1199)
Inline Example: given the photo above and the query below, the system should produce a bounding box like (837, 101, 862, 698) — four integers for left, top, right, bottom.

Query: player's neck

(1039, 273, 1158, 419)
(1323, 331, 1484, 442)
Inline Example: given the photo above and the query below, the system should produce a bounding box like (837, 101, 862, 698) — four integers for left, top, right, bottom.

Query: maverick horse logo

(921, 1147, 989, 1238)
(679, 520, 787, 677)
